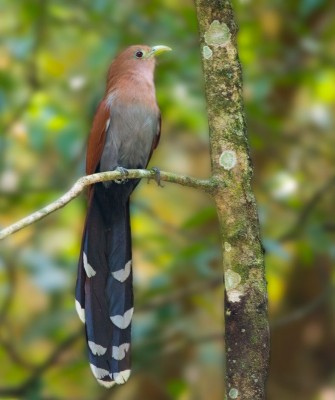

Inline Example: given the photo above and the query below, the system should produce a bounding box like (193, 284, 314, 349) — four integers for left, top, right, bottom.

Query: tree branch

(279, 174, 335, 242)
(0, 169, 217, 241)
(270, 283, 332, 329)
(195, 1, 269, 398)
(0, 331, 81, 397)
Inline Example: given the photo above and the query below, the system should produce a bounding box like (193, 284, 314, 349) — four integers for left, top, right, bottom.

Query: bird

(75, 45, 171, 388)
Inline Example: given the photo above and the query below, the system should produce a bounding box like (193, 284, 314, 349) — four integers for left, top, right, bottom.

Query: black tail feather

(75, 182, 136, 387)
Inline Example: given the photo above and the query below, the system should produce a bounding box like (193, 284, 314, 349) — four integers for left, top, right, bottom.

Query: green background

(0, 0, 334, 399)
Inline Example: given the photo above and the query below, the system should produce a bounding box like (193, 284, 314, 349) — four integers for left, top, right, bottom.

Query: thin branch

(135, 201, 202, 241)
(0, 169, 216, 240)
(0, 336, 37, 370)
(136, 331, 224, 365)
(138, 275, 222, 311)
(279, 175, 335, 242)
(270, 284, 332, 329)
(0, 331, 81, 397)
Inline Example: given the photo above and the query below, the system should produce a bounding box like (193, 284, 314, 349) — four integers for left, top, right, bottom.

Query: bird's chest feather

(100, 101, 158, 171)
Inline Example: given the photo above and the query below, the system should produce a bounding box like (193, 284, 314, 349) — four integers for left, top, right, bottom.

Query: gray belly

(100, 103, 159, 171)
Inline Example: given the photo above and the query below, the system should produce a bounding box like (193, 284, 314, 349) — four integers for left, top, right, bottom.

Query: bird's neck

(106, 66, 156, 106)
(107, 60, 155, 89)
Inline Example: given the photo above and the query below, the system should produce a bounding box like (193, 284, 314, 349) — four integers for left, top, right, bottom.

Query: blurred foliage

(0, 0, 334, 399)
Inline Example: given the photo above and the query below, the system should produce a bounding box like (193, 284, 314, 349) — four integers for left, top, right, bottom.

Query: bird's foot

(150, 167, 164, 187)
(114, 167, 129, 184)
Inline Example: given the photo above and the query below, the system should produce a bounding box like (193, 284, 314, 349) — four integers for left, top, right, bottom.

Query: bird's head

(107, 45, 171, 87)
(121, 44, 172, 62)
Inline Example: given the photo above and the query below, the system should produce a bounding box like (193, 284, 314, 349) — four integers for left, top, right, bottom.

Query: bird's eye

(135, 50, 144, 59)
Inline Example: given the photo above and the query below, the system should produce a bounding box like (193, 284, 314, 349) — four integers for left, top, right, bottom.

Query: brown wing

(152, 112, 161, 151)
(86, 99, 110, 175)
(146, 112, 161, 166)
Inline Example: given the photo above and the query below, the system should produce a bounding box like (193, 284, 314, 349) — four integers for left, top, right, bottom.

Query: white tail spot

(97, 379, 116, 388)
(83, 252, 96, 278)
(112, 260, 131, 283)
(88, 341, 107, 356)
(112, 343, 130, 360)
(90, 364, 109, 379)
(113, 369, 131, 384)
(110, 308, 134, 329)
(75, 300, 85, 323)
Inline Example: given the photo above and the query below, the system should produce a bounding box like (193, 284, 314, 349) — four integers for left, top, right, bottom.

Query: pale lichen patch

(202, 45, 213, 59)
(225, 269, 241, 290)
(205, 20, 231, 47)
(229, 388, 239, 399)
(219, 150, 237, 170)
(225, 269, 244, 303)
(224, 242, 232, 252)
(227, 289, 243, 303)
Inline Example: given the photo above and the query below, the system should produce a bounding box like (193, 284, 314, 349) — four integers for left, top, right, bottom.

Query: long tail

(75, 182, 136, 388)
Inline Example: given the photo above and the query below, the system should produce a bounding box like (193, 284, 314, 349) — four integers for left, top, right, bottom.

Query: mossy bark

(194, 1, 270, 398)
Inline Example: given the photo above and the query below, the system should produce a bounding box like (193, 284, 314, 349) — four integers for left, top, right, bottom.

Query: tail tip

(97, 379, 116, 388)
(113, 369, 132, 384)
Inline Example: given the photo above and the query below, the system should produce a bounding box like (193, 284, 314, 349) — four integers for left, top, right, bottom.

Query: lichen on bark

(194, 0, 270, 399)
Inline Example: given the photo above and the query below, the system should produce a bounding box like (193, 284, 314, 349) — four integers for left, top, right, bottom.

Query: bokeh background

(0, 0, 334, 399)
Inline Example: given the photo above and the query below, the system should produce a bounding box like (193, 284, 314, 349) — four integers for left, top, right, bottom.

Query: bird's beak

(148, 45, 172, 58)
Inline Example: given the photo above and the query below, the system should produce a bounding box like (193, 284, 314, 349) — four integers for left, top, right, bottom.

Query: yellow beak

(148, 45, 172, 58)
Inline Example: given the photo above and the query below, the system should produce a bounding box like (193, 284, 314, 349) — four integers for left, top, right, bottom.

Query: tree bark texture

(194, 1, 270, 399)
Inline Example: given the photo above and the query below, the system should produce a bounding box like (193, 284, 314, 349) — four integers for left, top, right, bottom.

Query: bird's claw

(115, 167, 129, 184)
(150, 167, 164, 187)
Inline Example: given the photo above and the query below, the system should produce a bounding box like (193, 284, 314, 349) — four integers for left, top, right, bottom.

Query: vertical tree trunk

(194, 1, 270, 399)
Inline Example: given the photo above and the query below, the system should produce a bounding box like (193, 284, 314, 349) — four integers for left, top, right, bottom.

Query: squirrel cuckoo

(75, 45, 171, 388)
